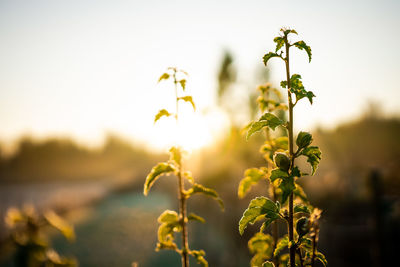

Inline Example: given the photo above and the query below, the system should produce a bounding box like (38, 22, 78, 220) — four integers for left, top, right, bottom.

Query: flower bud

(296, 131, 312, 149)
(274, 152, 290, 171)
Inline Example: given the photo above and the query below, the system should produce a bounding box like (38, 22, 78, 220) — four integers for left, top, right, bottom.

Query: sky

(0, 0, 399, 152)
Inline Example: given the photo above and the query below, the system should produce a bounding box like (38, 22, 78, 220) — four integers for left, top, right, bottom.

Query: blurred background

(0, 0, 399, 266)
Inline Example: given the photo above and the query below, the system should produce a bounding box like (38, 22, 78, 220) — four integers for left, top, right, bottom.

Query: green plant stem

(311, 234, 317, 267)
(284, 36, 296, 267)
(178, 168, 189, 267)
(173, 73, 189, 267)
(297, 248, 304, 267)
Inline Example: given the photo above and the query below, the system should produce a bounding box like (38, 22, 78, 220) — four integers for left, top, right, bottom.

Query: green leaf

(316, 252, 328, 266)
(248, 232, 274, 254)
(154, 109, 172, 123)
(238, 168, 266, 198)
(293, 40, 312, 62)
(262, 262, 275, 267)
(178, 96, 196, 111)
(279, 176, 295, 204)
(294, 184, 309, 203)
(273, 152, 290, 171)
(296, 131, 313, 149)
(186, 183, 224, 210)
(239, 197, 279, 235)
(158, 72, 170, 82)
(247, 113, 284, 140)
(273, 236, 289, 257)
(270, 168, 289, 183)
(296, 217, 310, 237)
(280, 80, 287, 88)
(179, 79, 186, 90)
(273, 37, 285, 52)
(263, 52, 280, 66)
(188, 213, 205, 223)
(306, 91, 316, 105)
(294, 204, 310, 214)
(190, 250, 208, 267)
(289, 74, 315, 105)
(301, 146, 322, 175)
(156, 210, 181, 250)
(44, 211, 75, 241)
(144, 163, 175, 195)
(169, 146, 182, 166)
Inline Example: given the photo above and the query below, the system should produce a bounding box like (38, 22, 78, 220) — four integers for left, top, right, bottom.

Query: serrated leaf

(262, 262, 275, 267)
(263, 52, 280, 66)
(154, 109, 172, 123)
(188, 213, 205, 223)
(239, 197, 279, 235)
(294, 204, 310, 214)
(178, 96, 196, 111)
(296, 131, 313, 149)
(179, 79, 186, 90)
(144, 163, 175, 195)
(289, 74, 315, 105)
(280, 80, 287, 88)
(238, 168, 267, 199)
(316, 251, 328, 266)
(270, 168, 289, 182)
(169, 146, 182, 166)
(293, 40, 312, 62)
(44, 211, 75, 241)
(301, 146, 322, 175)
(186, 183, 224, 210)
(247, 113, 284, 140)
(274, 236, 289, 257)
(306, 91, 316, 104)
(190, 250, 208, 267)
(158, 72, 170, 82)
(273, 37, 285, 52)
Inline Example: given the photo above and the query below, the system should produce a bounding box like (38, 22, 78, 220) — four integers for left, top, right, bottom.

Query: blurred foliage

(4, 205, 76, 267)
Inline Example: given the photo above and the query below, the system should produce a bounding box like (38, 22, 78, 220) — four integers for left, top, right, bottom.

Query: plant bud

(274, 152, 290, 171)
(296, 131, 312, 149)
(296, 217, 310, 237)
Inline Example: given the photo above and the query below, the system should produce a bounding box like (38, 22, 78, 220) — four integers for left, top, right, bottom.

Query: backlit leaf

(190, 250, 208, 267)
(188, 213, 205, 223)
(270, 168, 289, 183)
(178, 96, 196, 111)
(169, 146, 182, 166)
(262, 262, 275, 267)
(186, 183, 224, 210)
(273, 236, 289, 257)
(301, 146, 322, 175)
(263, 52, 280, 66)
(247, 113, 284, 140)
(154, 109, 172, 123)
(316, 251, 328, 266)
(274, 37, 285, 52)
(238, 168, 267, 199)
(158, 73, 170, 82)
(144, 163, 175, 195)
(279, 176, 295, 204)
(156, 210, 181, 250)
(179, 79, 186, 90)
(239, 197, 279, 235)
(294, 204, 310, 214)
(44, 211, 75, 241)
(293, 40, 312, 62)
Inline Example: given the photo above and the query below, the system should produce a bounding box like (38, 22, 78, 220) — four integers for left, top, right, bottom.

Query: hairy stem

(284, 36, 296, 267)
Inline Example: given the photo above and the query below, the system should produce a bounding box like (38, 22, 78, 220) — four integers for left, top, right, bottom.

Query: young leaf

(274, 37, 285, 52)
(156, 210, 181, 250)
(293, 40, 312, 62)
(158, 73, 170, 82)
(263, 52, 280, 66)
(316, 252, 328, 266)
(238, 168, 267, 199)
(169, 146, 182, 166)
(44, 211, 75, 241)
(186, 183, 224, 210)
(239, 197, 279, 235)
(279, 176, 295, 204)
(296, 131, 312, 149)
(178, 96, 196, 111)
(247, 113, 284, 140)
(188, 213, 205, 223)
(179, 79, 186, 90)
(190, 250, 208, 267)
(262, 262, 275, 267)
(273, 236, 289, 257)
(248, 232, 274, 255)
(270, 168, 289, 183)
(301, 146, 322, 175)
(144, 163, 175, 195)
(154, 109, 172, 123)
(294, 204, 310, 214)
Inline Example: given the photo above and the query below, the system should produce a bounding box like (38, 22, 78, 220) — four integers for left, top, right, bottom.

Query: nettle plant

(238, 28, 327, 267)
(144, 67, 224, 267)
